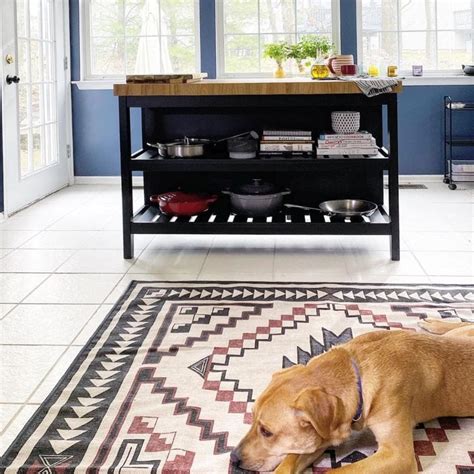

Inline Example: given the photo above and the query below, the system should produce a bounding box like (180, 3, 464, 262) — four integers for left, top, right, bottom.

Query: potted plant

(263, 41, 289, 78)
(287, 42, 306, 74)
(298, 35, 334, 79)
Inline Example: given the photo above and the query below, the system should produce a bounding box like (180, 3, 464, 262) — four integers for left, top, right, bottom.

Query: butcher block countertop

(113, 78, 403, 96)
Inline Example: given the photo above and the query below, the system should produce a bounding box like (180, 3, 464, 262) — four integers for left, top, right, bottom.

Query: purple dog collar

(351, 359, 364, 422)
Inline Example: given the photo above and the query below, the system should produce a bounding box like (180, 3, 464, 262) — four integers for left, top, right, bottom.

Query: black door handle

(6, 75, 20, 85)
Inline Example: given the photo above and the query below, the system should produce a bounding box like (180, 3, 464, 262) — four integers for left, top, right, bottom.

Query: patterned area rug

(2, 282, 474, 473)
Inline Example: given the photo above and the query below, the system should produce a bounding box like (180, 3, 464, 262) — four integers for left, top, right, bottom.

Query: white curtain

(134, 0, 173, 73)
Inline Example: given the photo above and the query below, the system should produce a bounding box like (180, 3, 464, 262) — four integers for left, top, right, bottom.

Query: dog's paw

(418, 319, 437, 333)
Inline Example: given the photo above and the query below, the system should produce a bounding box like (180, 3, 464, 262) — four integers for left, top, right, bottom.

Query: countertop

(113, 77, 403, 97)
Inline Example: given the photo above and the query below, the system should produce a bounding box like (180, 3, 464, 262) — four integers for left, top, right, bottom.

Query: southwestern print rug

(1, 282, 474, 474)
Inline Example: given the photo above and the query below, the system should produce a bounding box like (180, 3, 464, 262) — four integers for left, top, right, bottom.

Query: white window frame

(216, 0, 341, 78)
(79, 0, 201, 82)
(356, 0, 474, 76)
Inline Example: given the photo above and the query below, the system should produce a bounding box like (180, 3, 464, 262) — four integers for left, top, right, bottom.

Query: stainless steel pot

(285, 199, 378, 217)
(148, 132, 258, 159)
(223, 179, 291, 217)
(147, 138, 212, 158)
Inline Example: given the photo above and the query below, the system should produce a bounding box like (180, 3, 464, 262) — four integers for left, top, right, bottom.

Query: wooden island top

(113, 78, 403, 97)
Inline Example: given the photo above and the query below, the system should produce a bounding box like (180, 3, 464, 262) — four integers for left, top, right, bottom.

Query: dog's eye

(260, 426, 273, 438)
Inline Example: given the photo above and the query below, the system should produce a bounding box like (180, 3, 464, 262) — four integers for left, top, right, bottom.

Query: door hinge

(64, 56, 68, 70)
(66, 144, 72, 159)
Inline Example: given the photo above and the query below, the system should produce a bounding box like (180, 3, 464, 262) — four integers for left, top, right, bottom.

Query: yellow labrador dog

(231, 320, 474, 473)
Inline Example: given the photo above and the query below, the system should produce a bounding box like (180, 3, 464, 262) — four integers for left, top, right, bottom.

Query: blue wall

(26, 0, 469, 179)
(70, 0, 474, 177)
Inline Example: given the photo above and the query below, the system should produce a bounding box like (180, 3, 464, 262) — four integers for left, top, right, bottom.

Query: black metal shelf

(131, 204, 391, 235)
(445, 102, 474, 111)
(445, 138, 474, 147)
(444, 96, 474, 189)
(130, 148, 390, 172)
(118, 91, 400, 260)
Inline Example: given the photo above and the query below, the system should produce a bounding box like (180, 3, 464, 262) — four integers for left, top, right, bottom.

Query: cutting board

(126, 73, 208, 84)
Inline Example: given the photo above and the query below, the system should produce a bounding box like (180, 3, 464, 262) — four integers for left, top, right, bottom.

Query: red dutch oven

(150, 191, 218, 216)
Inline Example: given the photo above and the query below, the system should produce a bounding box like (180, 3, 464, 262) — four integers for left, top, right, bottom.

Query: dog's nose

(230, 449, 240, 464)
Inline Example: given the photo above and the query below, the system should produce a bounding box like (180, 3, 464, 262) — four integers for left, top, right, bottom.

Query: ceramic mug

(328, 55, 354, 76)
(341, 64, 358, 76)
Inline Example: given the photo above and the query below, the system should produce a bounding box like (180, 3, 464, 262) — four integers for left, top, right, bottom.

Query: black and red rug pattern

(1, 282, 473, 473)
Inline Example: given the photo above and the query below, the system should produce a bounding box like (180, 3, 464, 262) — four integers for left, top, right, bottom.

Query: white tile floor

(0, 182, 473, 454)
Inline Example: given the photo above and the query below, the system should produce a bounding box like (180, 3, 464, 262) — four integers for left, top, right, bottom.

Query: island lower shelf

(131, 204, 391, 235)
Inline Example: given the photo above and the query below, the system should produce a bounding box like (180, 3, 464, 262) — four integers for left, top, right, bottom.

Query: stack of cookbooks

(316, 131, 379, 157)
(260, 130, 314, 157)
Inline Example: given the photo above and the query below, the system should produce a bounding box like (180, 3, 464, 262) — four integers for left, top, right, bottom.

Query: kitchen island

(114, 78, 402, 260)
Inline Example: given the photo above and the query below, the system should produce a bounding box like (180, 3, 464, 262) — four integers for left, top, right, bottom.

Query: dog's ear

(292, 388, 345, 440)
(271, 364, 304, 379)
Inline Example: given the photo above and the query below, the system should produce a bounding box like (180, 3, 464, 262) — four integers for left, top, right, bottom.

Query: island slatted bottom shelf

(132, 203, 391, 235)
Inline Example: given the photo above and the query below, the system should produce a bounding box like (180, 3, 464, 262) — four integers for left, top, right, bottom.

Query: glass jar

(311, 63, 330, 80)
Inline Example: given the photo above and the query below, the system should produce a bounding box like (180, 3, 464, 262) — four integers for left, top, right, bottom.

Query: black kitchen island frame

(117, 88, 400, 261)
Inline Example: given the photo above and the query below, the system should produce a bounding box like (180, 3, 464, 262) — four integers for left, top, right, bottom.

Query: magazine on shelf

(263, 130, 312, 137)
(316, 148, 379, 156)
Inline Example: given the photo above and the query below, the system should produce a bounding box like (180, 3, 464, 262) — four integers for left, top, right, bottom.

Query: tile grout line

(0, 345, 71, 437)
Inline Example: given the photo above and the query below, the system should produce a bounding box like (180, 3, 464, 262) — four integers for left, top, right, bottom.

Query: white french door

(1, 0, 71, 215)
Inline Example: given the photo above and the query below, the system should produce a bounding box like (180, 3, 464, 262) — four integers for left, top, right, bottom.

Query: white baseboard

(74, 176, 144, 186)
(0, 212, 4, 222)
(75, 175, 443, 186)
(384, 175, 444, 184)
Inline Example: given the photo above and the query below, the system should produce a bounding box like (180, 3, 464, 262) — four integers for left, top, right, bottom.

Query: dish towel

(340, 77, 400, 97)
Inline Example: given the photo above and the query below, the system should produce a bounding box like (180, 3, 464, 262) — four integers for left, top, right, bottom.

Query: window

(216, 0, 340, 76)
(82, 0, 200, 80)
(358, 0, 474, 73)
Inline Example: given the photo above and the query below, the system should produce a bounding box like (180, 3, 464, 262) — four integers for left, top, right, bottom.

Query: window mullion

(257, 0, 261, 74)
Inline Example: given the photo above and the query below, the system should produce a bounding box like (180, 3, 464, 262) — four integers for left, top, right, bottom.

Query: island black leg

(388, 95, 400, 261)
(119, 97, 134, 259)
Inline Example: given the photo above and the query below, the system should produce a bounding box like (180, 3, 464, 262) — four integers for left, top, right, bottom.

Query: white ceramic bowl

(331, 111, 361, 134)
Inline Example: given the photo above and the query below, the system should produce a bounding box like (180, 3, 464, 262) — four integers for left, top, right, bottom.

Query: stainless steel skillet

(284, 199, 378, 217)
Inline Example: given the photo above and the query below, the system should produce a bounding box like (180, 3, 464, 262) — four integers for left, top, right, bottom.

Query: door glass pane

(20, 132, 30, 176)
(32, 127, 44, 171)
(31, 84, 42, 125)
(30, 0, 42, 39)
(18, 39, 30, 82)
(44, 84, 56, 123)
(30, 40, 42, 82)
(42, 42, 53, 81)
(42, 0, 54, 41)
(17, 0, 28, 37)
(18, 85, 29, 128)
(16, 0, 60, 179)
